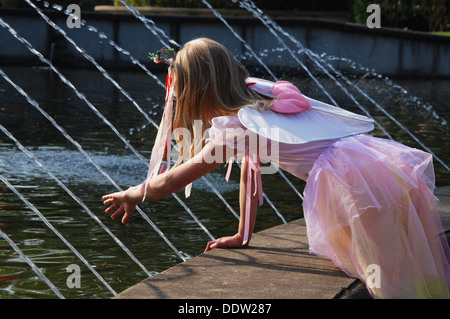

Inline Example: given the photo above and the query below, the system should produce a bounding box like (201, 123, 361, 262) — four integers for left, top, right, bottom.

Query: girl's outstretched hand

(102, 184, 144, 224)
(204, 233, 246, 252)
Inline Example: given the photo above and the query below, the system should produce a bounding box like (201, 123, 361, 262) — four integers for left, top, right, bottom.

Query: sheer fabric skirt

(303, 134, 450, 298)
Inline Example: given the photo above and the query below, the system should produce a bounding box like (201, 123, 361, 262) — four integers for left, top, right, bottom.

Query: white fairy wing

(238, 97, 375, 145)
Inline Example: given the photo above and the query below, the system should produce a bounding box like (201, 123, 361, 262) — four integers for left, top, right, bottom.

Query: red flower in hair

(148, 47, 176, 65)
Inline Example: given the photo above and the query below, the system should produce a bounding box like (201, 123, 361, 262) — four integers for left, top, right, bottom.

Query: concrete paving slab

(114, 219, 358, 299)
(114, 187, 450, 299)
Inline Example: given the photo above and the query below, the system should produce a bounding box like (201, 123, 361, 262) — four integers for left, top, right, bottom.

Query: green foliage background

(353, 0, 449, 32)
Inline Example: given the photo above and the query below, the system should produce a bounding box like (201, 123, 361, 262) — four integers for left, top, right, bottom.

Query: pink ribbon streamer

(243, 153, 263, 245)
(226, 155, 263, 246)
(143, 67, 174, 200)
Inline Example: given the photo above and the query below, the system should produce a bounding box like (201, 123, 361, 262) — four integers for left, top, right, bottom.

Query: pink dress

(206, 79, 450, 299)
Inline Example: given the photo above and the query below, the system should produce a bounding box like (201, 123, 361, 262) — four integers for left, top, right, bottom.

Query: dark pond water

(0, 65, 449, 298)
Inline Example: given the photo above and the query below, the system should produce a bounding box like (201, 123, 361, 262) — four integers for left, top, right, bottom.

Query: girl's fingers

(102, 192, 121, 202)
(204, 240, 219, 252)
(103, 198, 114, 205)
(102, 191, 133, 223)
(104, 197, 120, 213)
(204, 241, 212, 252)
(121, 211, 132, 224)
(110, 206, 124, 220)
(104, 204, 117, 214)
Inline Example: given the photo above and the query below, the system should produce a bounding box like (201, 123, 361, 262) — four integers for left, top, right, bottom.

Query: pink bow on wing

(246, 80, 311, 114)
(270, 81, 311, 114)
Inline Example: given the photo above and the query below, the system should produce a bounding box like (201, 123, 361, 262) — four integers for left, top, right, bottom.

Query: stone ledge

(114, 219, 363, 299)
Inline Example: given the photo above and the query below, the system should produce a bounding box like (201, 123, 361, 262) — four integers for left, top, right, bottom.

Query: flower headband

(148, 47, 176, 66)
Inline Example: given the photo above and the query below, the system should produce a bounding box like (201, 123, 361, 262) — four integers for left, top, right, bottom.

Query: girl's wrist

(141, 181, 158, 202)
(139, 182, 147, 201)
(123, 184, 146, 204)
(233, 233, 247, 247)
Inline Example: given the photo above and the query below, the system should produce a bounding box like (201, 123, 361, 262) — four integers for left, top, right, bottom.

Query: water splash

(16, 2, 219, 243)
(106, 0, 291, 222)
(37, 0, 243, 222)
(236, 0, 450, 173)
(0, 69, 168, 277)
(0, 17, 190, 261)
(118, 0, 180, 50)
(320, 53, 448, 129)
(201, 0, 277, 80)
(0, 227, 65, 299)
(0, 156, 117, 296)
(236, 0, 339, 108)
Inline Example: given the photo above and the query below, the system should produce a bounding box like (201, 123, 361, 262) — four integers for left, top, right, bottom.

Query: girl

(102, 38, 450, 298)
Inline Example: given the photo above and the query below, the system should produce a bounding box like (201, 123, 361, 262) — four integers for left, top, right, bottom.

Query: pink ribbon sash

(143, 68, 174, 200)
(226, 154, 263, 246)
(243, 153, 263, 245)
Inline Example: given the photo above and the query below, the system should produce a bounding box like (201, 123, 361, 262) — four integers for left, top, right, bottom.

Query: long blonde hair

(172, 38, 272, 165)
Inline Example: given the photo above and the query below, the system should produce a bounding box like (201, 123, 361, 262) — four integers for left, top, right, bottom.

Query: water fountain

(0, 0, 448, 298)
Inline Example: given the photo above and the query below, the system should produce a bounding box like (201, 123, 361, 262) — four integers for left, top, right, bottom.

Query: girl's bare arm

(103, 142, 225, 223)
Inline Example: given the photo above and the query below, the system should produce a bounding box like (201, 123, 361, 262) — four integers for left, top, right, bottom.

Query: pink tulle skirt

(303, 134, 450, 298)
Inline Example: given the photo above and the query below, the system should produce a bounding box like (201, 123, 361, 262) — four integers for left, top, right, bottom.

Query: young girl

(102, 38, 450, 298)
